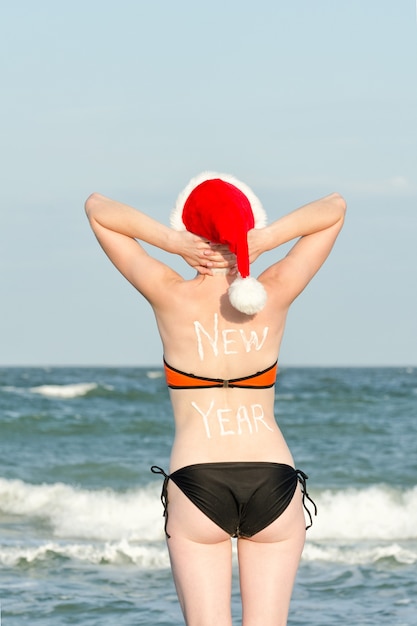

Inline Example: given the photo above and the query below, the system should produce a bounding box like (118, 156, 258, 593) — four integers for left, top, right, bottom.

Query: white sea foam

(0, 540, 170, 568)
(303, 484, 417, 566)
(146, 370, 163, 379)
(0, 477, 164, 541)
(303, 541, 417, 566)
(1, 538, 415, 569)
(1, 478, 416, 566)
(307, 484, 417, 541)
(29, 382, 98, 398)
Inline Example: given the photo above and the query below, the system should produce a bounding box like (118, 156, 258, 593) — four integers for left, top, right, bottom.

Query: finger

(212, 253, 237, 266)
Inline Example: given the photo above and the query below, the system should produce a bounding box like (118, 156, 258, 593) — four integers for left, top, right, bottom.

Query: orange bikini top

(163, 358, 278, 390)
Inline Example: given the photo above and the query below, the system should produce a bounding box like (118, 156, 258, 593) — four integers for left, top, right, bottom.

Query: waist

(169, 428, 294, 471)
(169, 395, 293, 468)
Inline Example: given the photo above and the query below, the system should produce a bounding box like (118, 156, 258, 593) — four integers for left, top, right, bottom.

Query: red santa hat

(171, 171, 267, 315)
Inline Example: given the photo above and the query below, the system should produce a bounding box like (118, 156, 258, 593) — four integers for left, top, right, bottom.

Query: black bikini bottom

(151, 462, 317, 538)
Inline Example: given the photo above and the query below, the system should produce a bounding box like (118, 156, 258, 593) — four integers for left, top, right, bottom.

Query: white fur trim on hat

(171, 172, 268, 315)
(228, 276, 267, 315)
(171, 171, 267, 231)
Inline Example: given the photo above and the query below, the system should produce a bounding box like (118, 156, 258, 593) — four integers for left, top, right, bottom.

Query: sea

(0, 366, 416, 625)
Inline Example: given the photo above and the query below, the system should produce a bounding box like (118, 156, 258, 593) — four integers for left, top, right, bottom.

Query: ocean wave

(0, 477, 164, 541)
(29, 382, 99, 398)
(1, 382, 101, 399)
(303, 541, 417, 566)
(2, 538, 415, 569)
(1, 478, 416, 545)
(146, 370, 164, 379)
(0, 539, 170, 568)
(1, 381, 162, 401)
(307, 485, 417, 541)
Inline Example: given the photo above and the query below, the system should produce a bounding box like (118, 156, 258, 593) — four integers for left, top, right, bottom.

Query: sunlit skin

(85, 187, 346, 626)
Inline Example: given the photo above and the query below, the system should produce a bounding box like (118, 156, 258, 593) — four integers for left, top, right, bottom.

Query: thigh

(166, 482, 234, 626)
(237, 487, 306, 626)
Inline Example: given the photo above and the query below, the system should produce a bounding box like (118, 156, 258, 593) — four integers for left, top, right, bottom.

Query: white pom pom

(228, 276, 267, 315)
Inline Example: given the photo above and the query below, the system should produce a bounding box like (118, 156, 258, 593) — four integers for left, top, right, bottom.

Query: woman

(85, 172, 346, 626)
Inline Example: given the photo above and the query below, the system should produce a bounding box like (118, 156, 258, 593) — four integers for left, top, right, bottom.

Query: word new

(194, 314, 268, 360)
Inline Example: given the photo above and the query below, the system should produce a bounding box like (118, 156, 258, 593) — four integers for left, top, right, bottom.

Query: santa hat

(171, 171, 267, 315)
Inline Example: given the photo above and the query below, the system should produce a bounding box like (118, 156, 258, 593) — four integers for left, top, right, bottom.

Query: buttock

(151, 462, 317, 538)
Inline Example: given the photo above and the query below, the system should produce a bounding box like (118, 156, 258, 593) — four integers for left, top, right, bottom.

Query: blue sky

(1, 0, 416, 366)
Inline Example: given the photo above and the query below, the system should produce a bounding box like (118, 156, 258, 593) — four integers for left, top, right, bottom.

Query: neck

(211, 268, 230, 276)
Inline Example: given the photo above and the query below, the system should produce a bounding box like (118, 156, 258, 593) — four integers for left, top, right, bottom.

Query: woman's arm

(85, 193, 235, 286)
(248, 193, 346, 261)
(248, 193, 347, 304)
(86, 193, 214, 269)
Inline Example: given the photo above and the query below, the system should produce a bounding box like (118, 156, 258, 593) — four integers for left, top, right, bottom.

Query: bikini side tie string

(151, 466, 171, 538)
(295, 469, 318, 530)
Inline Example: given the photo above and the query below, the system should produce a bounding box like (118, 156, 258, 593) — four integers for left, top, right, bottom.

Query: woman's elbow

(327, 192, 347, 221)
(84, 192, 103, 218)
(334, 192, 347, 213)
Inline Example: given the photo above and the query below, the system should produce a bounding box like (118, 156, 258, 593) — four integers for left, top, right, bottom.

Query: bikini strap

(150, 466, 171, 538)
(295, 469, 318, 530)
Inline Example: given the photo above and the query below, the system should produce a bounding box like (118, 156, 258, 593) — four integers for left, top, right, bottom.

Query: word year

(191, 400, 274, 439)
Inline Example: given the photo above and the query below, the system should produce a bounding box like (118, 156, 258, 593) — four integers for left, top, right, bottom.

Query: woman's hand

(174, 231, 237, 275)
